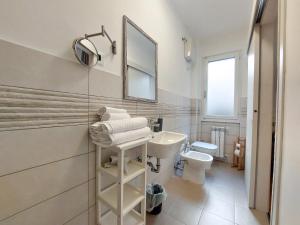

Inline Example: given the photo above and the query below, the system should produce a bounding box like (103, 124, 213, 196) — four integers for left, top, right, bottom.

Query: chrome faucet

(148, 118, 160, 132)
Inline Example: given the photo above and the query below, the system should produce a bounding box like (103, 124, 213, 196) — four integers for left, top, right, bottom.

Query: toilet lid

(191, 141, 218, 150)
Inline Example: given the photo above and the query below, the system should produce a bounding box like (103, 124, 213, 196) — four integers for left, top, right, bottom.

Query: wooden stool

(232, 137, 246, 170)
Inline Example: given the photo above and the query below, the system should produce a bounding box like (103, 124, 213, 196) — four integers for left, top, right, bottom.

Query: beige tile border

(0, 85, 200, 131)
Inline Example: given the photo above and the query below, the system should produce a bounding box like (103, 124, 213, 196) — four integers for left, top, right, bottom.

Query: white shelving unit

(96, 137, 149, 225)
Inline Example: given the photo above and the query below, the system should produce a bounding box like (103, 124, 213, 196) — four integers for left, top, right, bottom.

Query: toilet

(190, 141, 218, 156)
(180, 150, 213, 184)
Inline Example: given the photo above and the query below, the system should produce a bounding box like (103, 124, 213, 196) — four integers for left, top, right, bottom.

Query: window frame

(202, 52, 240, 121)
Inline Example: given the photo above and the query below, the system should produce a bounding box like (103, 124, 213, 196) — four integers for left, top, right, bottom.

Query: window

(204, 53, 238, 118)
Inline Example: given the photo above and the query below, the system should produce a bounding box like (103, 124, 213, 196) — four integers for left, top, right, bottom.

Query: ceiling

(171, 0, 254, 40)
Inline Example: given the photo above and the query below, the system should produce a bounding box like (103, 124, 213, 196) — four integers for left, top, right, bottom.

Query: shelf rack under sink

(95, 137, 149, 225)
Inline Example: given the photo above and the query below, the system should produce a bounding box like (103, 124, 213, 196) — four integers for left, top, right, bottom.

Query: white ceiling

(171, 0, 254, 40)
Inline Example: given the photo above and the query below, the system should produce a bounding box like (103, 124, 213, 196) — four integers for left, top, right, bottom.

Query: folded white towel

(90, 127, 151, 147)
(97, 106, 127, 116)
(101, 113, 131, 121)
(90, 117, 148, 134)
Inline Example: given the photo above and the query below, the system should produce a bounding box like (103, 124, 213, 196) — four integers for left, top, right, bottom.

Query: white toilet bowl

(190, 141, 218, 156)
(180, 150, 213, 184)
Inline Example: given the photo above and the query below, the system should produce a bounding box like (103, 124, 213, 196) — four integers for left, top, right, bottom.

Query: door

(245, 25, 260, 208)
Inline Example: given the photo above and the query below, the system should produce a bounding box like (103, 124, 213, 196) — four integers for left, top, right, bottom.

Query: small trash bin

(146, 183, 167, 215)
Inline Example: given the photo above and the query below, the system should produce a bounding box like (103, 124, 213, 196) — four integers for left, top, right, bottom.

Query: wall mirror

(123, 16, 158, 102)
(73, 38, 100, 67)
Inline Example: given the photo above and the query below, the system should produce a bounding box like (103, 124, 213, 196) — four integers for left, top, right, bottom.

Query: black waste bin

(146, 184, 167, 215)
(149, 203, 162, 215)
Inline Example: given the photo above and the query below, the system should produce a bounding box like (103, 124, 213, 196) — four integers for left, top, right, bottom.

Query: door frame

(270, 0, 286, 224)
(247, 0, 286, 221)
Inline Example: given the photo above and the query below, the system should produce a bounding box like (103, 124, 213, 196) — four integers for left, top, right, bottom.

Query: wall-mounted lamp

(72, 25, 116, 67)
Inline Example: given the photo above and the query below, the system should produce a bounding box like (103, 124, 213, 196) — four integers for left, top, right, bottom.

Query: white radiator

(211, 126, 225, 158)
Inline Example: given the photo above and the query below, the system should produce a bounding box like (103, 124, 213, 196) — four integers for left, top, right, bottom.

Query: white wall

(278, 0, 300, 224)
(191, 43, 202, 99)
(0, 0, 194, 98)
(193, 29, 249, 99)
(191, 29, 249, 162)
(0, 1, 199, 224)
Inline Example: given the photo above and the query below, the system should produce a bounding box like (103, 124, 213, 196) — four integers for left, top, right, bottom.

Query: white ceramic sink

(148, 131, 186, 158)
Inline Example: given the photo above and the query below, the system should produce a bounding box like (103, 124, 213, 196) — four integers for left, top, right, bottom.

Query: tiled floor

(146, 161, 269, 225)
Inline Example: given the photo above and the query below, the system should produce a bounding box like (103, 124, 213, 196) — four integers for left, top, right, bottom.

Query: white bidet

(180, 150, 213, 184)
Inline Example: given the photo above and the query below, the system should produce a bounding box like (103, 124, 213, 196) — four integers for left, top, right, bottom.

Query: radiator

(211, 126, 225, 158)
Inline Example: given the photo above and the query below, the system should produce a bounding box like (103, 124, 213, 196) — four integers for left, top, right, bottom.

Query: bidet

(180, 150, 213, 184)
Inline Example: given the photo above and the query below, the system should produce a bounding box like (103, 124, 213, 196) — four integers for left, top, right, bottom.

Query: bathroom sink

(148, 131, 186, 158)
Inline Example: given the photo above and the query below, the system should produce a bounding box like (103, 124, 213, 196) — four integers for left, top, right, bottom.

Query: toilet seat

(190, 141, 218, 155)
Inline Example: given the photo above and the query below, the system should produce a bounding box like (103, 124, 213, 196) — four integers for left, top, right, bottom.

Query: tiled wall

(199, 97, 248, 163)
(0, 40, 90, 225)
(0, 38, 248, 224)
(200, 121, 241, 163)
(0, 39, 200, 225)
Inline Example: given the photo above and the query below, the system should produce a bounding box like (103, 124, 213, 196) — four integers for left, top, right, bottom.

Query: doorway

(245, 0, 278, 216)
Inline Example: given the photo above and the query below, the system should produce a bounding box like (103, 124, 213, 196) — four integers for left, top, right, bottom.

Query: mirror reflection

(123, 16, 157, 102)
(73, 38, 99, 67)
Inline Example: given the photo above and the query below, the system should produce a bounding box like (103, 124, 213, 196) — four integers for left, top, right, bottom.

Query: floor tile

(167, 198, 203, 225)
(161, 191, 178, 214)
(235, 205, 269, 225)
(234, 190, 249, 207)
(146, 162, 269, 225)
(165, 177, 208, 208)
(198, 212, 234, 225)
(164, 179, 206, 225)
(203, 195, 235, 222)
(146, 212, 185, 225)
(207, 184, 236, 204)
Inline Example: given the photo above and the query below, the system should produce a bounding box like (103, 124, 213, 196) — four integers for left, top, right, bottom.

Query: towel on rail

(101, 112, 131, 121)
(90, 117, 148, 134)
(90, 127, 151, 147)
(97, 106, 127, 116)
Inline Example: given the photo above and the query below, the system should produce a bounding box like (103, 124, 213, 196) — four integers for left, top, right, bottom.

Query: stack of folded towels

(90, 106, 151, 147)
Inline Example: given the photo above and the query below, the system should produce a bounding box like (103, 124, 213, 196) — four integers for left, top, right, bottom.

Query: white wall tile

(0, 183, 88, 225)
(225, 124, 240, 136)
(88, 206, 96, 225)
(64, 211, 89, 225)
(89, 151, 96, 179)
(0, 125, 89, 176)
(0, 40, 88, 94)
(89, 179, 96, 207)
(0, 155, 88, 220)
(89, 69, 122, 98)
(225, 135, 237, 146)
(163, 117, 177, 131)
